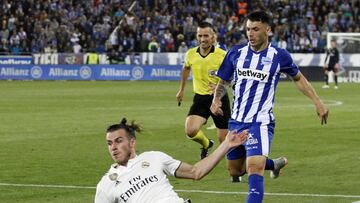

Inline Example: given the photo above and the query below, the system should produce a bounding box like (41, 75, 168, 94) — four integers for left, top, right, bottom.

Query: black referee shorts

(188, 93, 230, 129)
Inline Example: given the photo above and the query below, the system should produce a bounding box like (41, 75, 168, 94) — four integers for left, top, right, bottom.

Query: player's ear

(130, 138, 136, 148)
(213, 33, 217, 42)
(266, 25, 271, 34)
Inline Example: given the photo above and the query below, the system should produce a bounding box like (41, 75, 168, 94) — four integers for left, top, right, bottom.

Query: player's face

(246, 20, 270, 51)
(331, 41, 336, 48)
(106, 129, 135, 166)
(196, 27, 215, 50)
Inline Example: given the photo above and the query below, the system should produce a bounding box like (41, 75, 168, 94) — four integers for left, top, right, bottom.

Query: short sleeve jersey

(217, 43, 299, 124)
(95, 151, 183, 203)
(184, 46, 226, 95)
(325, 47, 339, 67)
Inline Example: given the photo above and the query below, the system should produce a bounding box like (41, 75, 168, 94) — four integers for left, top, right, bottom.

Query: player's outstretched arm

(292, 72, 329, 125)
(175, 130, 248, 180)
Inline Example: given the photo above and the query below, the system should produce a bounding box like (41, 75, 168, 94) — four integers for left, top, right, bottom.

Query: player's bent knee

(247, 162, 265, 175)
(185, 128, 198, 138)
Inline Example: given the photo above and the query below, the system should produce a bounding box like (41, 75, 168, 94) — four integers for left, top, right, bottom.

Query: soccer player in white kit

(210, 11, 329, 203)
(95, 118, 248, 203)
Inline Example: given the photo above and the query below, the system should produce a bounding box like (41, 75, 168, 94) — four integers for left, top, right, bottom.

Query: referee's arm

(176, 66, 191, 103)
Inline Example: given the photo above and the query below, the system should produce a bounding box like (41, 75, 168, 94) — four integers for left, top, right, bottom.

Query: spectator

(86, 51, 99, 64)
(237, 0, 248, 16)
(9, 32, 20, 47)
(107, 47, 125, 64)
(299, 32, 311, 52)
(73, 42, 82, 54)
(0, 39, 9, 54)
(177, 41, 188, 64)
(148, 36, 160, 52)
(317, 34, 327, 53)
(178, 41, 188, 53)
(17, 27, 27, 42)
(278, 36, 288, 50)
(0, 0, 358, 54)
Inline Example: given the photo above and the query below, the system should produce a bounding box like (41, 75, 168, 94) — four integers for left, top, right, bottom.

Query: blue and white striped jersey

(217, 43, 299, 124)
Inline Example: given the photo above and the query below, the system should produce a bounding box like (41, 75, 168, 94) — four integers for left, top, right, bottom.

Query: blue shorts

(227, 119, 274, 160)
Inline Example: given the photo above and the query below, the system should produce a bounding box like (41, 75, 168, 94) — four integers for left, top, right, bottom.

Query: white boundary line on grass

(1, 182, 360, 199)
(176, 189, 360, 198)
(324, 100, 343, 106)
(0, 182, 94, 189)
(277, 100, 343, 108)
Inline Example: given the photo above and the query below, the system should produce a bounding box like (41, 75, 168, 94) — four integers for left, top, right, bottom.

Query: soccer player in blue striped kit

(211, 11, 329, 203)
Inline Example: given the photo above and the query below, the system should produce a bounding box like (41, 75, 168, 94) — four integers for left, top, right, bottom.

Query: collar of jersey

(196, 45, 215, 58)
(112, 155, 138, 169)
(248, 42, 271, 54)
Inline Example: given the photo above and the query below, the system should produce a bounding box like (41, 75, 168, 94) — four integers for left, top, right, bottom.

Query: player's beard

(200, 42, 211, 51)
(115, 151, 131, 166)
(249, 37, 268, 51)
(112, 145, 133, 166)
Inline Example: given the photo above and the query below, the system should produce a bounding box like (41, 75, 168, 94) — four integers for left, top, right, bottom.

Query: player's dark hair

(198, 21, 215, 32)
(106, 118, 143, 139)
(246, 10, 272, 25)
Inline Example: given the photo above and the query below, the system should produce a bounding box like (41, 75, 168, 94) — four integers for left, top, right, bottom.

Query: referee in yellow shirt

(176, 22, 230, 160)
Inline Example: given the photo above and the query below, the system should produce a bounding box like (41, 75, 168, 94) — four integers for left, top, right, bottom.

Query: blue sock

(265, 158, 274, 170)
(247, 174, 264, 203)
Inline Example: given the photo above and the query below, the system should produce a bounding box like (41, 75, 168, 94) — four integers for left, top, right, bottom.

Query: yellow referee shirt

(184, 46, 226, 95)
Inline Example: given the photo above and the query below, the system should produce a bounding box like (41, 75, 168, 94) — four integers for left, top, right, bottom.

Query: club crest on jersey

(141, 161, 150, 168)
(237, 68, 269, 82)
(109, 173, 118, 181)
(261, 57, 272, 65)
(208, 69, 217, 77)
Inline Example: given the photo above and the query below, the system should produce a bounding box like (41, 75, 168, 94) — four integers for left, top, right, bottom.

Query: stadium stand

(0, 0, 359, 55)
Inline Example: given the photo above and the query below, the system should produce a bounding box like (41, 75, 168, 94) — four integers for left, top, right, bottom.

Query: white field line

(276, 100, 343, 108)
(0, 182, 94, 189)
(0, 182, 359, 199)
(176, 189, 360, 198)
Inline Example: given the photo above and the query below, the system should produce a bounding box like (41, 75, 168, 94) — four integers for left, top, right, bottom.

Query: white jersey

(95, 151, 184, 203)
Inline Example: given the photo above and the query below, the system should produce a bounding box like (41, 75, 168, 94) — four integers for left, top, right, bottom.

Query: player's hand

(210, 99, 223, 116)
(334, 63, 340, 71)
(316, 103, 329, 125)
(226, 130, 248, 148)
(176, 90, 184, 105)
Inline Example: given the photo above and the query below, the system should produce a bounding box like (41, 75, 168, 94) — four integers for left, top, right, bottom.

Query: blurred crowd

(0, 0, 359, 55)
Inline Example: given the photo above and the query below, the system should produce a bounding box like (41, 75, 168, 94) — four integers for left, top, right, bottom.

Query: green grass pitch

(0, 80, 359, 203)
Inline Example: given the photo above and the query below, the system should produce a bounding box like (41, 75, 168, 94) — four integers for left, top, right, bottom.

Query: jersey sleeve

(95, 179, 112, 203)
(155, 151, 181, 177)
(217, 48, 237, 81)
(278, 49, 299, 77)
(184, 50, 191, 68)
